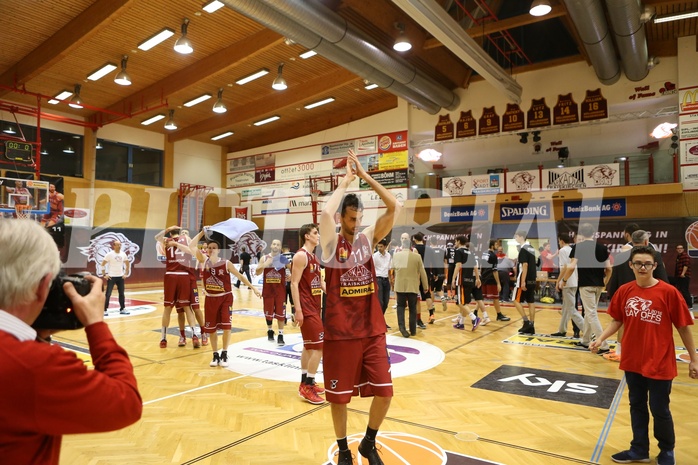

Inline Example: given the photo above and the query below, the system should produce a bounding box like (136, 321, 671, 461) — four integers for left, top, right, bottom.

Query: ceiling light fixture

(114, 55, 132, 86)
(211, 131, 234, 140)
(183, 93, 212, 107)
(654, 10, 698, 23)
(364, 83, 379, 90)
(253, 115, 280, 126)
(63, 146, 75, 154)
(96, 141, 103, 150)
(393, 22, 412, 52)
(48, 89, 73, 105)
(272, 63, 287, 90)
(138, 28, 175, 51)
(299, 50, 317, 59)
(529, 0, 552, 16)
(87, 62, 117, 81)
(212, 88, 227, 114)
(236, 68, 269, 85)
(304, 97, 335, 109)
(417, 148, 442, 162)
(141, 114, 166, 126)
(174, 18, 193, 54)
(3, 125, 16, 134)
(40, 148, 49, 155)
(651, 122, 678, 139)
(164, 110, 178, 130)
(68, 84, 83, 109)
(202, 0, 225, 13)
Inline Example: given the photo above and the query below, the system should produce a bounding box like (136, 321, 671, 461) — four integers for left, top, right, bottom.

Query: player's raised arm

(319, 156, 355, 262)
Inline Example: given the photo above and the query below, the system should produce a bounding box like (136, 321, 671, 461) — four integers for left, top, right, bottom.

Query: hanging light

(212, 88, 227, 113)
(651, 122, 678, 139)
(272, 63, 287, 90)
(40, 148, 49, 155)
(68, 84, 83, 109)
(114, 55, 132, 86)
(417, 148, 442, 162)
(3, 125, 16, 134)
(530, 0, 552, 16)
(164, 109, 177, 130)
(174, 18, 193, 54)
(96, 141, 103, 150)
(393, 22, 412, 52)
(63, 146, 75, 154)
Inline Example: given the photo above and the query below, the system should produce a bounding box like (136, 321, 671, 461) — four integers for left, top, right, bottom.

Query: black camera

(32, 272, 92, 330)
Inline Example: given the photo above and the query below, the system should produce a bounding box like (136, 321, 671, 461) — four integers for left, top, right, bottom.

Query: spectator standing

(590, 246, 697, 465)
(101, 240, 131, 316)
(373, 238, 392, 329)
(234, 246, 252, 288)
(673, 244, 692, 310)
(391, 234, 429, 337)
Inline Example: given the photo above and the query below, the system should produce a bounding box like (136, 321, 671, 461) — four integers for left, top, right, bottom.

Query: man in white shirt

(373, 238, 392, 329)
(101, 240, 131, 316)
(552, 234, 583, 337)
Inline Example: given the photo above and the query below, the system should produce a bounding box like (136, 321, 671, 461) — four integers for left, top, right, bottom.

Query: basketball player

(451, 236, 481, 330)
(256, 239, 290, 345)
(444, 240, 456, 305)
(512, 230, 538, 335)
(290, 224, 326, 405)
(154, 225, 200, 349)
(39, 183, 64, 227)
(190, 227, 260, 367)
(6, 180, 32, 207)
(320, 150, 401, 465)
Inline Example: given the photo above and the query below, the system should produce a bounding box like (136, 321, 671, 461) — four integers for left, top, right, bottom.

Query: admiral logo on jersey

(339, 264, 375, 297)
(265, 268, 282, 284)
(311, 275, 323, 295)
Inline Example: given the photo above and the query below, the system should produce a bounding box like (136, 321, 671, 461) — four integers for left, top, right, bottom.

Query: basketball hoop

(310, 189, 322, 202)
(14, 204, 31, 220)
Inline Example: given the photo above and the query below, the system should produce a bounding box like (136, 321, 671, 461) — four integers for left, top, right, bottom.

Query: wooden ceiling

(0, 0, 696, 153)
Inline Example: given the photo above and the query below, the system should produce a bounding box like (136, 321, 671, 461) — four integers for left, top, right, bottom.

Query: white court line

(125, 290, 163, 296)
(142, 365, 277, 405)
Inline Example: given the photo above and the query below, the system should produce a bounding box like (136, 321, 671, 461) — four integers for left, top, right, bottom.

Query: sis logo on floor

(224, 333, 444, 383)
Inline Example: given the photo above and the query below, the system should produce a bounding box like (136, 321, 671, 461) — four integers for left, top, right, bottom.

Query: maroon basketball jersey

(324, 233, 386, 340)
(297, 248, 322, 316)
(262, 254, 286, 296)
(203, 258, 232, 295)
(165, 235, 190, 272)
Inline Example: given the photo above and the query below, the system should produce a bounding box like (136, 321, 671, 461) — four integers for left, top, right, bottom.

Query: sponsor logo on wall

(499, 202, 550, 221)
(441, 206, 489, 222)
(563, 198, 626, 218)
(78, 232, 139, 278)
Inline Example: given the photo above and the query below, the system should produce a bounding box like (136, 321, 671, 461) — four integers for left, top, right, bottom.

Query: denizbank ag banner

(441, 206, 489, 222)
(563, 198, 626, 218)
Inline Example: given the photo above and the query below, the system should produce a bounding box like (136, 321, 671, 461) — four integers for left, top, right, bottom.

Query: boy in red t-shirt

(591, 246, 698, 465)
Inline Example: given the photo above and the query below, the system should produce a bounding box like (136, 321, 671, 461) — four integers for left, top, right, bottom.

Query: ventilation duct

(258, 0, 459, 110)
(562, 0, 621, 85)
(221, 0, 449, 114)
(391, 0, 523, 104)
(604, 0, 650, 81)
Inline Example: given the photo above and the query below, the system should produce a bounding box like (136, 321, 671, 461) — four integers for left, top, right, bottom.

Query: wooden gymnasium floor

(56, 287, 698, 465)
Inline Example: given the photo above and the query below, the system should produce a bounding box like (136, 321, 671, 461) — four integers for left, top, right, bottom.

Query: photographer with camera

(0, 219, 142, 464)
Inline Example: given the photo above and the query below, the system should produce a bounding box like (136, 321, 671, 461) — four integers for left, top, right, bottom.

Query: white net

(14, 204, 31, 220)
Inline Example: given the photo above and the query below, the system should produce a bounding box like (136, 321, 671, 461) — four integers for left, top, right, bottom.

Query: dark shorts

(456, 283, 474, 305)
(514, 284, 536, 304)
(429, 273, 444, 292)
(323, 335, 393, 404)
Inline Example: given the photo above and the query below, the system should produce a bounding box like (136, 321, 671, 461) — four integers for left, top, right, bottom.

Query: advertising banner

(505, 170, 540, 193)
(378, 131, 408, 152)
(442, 173, 503, 196)
(499, 202, 551, 221)
(360, 169, 408, 189)
(321, 140, 356, 159)
(562, 198, 626, 218)
(227, 156, 255, 173)
(441, 205, 489, 222)
(542, 163, 620, 190)
(226, 171, 255, 188)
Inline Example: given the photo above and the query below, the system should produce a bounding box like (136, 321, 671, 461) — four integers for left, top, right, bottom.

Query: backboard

(0, 176, 49, 215)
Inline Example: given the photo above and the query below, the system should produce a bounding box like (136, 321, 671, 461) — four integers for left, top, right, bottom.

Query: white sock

(482, 311, 489, 319)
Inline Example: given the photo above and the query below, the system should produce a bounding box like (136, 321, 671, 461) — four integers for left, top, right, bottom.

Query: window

(95, 140, 162, 186)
